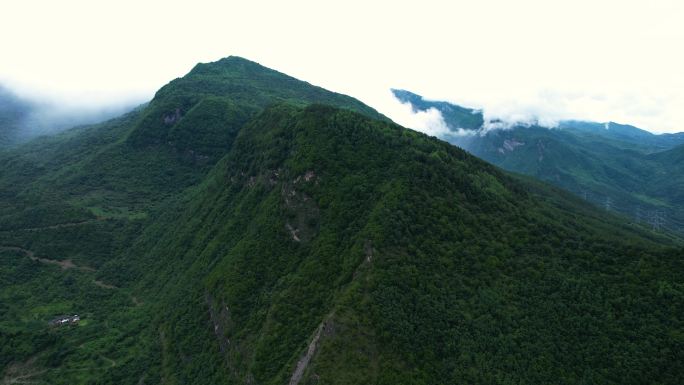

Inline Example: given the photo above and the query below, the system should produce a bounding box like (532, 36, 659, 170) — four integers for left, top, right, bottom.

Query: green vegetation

(1, 58, 682, 384)
(393, 89, 684, 235)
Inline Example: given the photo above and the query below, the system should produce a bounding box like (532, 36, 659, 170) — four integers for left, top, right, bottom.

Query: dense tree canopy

(1, 57, 682, 384)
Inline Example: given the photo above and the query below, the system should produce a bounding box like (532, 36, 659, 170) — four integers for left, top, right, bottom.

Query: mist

(22, 101, 141, 137)
(0, 83, 145, 144)
(384, 88, 684, 139)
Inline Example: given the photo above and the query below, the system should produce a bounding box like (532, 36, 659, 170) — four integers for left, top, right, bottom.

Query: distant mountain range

(0, 85, 138, 147)
(393, 89, 684, 234)
(0, 86, 32, 145)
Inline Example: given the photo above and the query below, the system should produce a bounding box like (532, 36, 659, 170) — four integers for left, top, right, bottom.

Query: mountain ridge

(393, 88, 684, 234)
(0, 58, 682, 385)
(392, 88, 684, 148)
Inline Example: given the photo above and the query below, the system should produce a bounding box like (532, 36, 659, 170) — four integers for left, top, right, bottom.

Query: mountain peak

(152, 56, 384, 121)
(130, 56, 387, 150)
(2, 58, 683, 385)
(187, 55, 279, 78)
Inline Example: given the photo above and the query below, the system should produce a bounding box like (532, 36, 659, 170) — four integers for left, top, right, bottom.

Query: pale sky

(2, 0, 683, 133)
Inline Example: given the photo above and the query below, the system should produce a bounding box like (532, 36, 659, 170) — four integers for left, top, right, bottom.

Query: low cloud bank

(384, 88, 683, 137)
(386, 100, 451, 137)
(0, 84, 144, 142)
(22, 102, 139, 137)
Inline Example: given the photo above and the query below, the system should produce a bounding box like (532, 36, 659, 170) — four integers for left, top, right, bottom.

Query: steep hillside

(393, 89, 684, 234)
(0, 57, 386, 227)
(648, 144, 684, 207)
(128, 56, 386, 150)
(558, 120, 684, 152)
(1, 59, 682, 385)
(119, 104, 682, 385)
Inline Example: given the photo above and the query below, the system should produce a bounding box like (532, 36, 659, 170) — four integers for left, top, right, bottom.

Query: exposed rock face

(163, 108, 182, 125)
(498, 138, 525, 154)
(364, 239, 374, 263)
(288, 317, 334, 385)
(282, 171, 320, 243)
(537, 140, 546, 162)
(206, 294, 233, 354)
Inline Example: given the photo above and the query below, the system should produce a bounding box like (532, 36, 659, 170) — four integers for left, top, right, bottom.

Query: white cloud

(383, 97, 451, 137)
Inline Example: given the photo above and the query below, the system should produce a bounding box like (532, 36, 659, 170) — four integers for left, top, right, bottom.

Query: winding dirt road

(0, 246, 95, 272)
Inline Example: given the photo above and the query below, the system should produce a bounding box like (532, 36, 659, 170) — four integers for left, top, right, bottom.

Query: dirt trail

(2, 354, 119, 384)
(101, 356, 116, 368)
(2, 369, 47, 384)
(1, 245, 141, 307)
(0, 246, 95, 272)
(1, 356, 47, 385)
(94, 280, 118, 290)
(0, 218, 105, 233)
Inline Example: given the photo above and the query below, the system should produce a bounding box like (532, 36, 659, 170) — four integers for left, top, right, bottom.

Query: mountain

(1, 58, 682, 385)
(0, 85, 32, 146)
(0, 84, 142, 148)
(391, 89, 484, 130)
(393, 89, 684, 234)
(648, 144, 684, 207)
(558, 120, 684, 151)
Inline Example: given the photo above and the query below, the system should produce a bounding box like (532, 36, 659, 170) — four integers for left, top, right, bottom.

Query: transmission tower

(604, 196, 613, 211)
(649, 210, 665, 231)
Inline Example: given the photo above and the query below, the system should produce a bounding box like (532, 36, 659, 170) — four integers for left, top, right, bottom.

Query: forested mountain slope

(0, 58, 682, 385)
(393, 89, 684, 235)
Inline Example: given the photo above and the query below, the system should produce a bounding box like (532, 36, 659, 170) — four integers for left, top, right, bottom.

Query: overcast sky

(2, 0, 683, 133)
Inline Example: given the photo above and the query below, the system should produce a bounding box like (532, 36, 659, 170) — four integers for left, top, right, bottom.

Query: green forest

(0, 57, 682, 384)
(393, 89, 684, 235)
